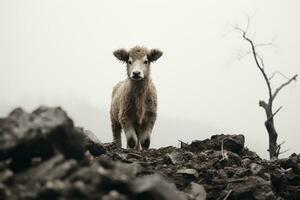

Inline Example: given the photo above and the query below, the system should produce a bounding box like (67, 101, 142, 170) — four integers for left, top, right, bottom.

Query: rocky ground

(0, 107, 299, 200)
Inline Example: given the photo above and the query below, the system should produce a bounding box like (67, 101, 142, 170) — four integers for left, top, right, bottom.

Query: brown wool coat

(110, 46, 162, 149)
(110, 78, 157, 148)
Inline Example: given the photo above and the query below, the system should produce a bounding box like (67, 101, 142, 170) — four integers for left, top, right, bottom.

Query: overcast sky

(0, 0, 299, 158)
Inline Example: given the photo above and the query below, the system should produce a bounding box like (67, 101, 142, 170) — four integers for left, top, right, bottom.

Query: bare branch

(234, 16, 297, 159)
(237, 50, 252, 61)
(278, 141, 285, 146)
(245, 14, 251, 33)
(234, 25, 273, 101)
(259, 100, 268, 109)
(223, 190, 232, 200)
(255, 36, 276, 48)
(178, 140, 188, 148)
(269, 71, 291, 81)
(275, 141, 286, 157)
(274, 141, 290, 157)
(255, 42, 273, 47)
(242, 12, 257, 33)
(267, 106, 282, 121)
(233, 25, 246, 35)
(256, 54, 265, 69)
(279, 148, 290, 155)
(221, 139, 228, 161)
(275, 145, 280, 157)
(272, 74, 298, 100)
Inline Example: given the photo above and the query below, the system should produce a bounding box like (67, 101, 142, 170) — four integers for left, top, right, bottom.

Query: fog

(0, 0, 299, 158)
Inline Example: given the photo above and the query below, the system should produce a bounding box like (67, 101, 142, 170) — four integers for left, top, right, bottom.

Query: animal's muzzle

(131, 71, 142, 80)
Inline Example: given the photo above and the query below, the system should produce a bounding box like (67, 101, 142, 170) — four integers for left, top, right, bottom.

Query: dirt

(0, 106, 299, 200)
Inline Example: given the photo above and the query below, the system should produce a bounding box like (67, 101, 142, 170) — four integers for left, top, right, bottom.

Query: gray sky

(0, 0, 299, 158)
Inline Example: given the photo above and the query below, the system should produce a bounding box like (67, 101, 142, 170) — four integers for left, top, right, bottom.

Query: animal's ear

(148, 49, 163, 62)
(113, 49, 129, 62)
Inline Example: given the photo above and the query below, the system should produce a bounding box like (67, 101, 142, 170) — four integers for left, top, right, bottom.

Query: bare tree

(234, 17, 298, 159)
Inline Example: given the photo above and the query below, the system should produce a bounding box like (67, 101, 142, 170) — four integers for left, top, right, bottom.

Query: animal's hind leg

(112, 121, 122, 148)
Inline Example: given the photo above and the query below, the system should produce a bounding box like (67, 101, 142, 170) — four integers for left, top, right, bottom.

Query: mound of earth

(0, 106, 299, 200)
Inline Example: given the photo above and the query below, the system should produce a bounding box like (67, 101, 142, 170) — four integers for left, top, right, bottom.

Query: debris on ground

(0, 107, 299, 199)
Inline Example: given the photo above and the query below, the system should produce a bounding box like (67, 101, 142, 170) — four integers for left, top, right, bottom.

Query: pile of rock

(0, 107, 299, 200)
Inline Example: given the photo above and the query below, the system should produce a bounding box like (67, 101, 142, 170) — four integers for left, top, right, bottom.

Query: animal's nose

(133, 71, 141, 76)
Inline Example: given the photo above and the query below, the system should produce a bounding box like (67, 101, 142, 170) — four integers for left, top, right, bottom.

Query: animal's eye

(144, 60, 148, 64)
(128, 60, 132, 65)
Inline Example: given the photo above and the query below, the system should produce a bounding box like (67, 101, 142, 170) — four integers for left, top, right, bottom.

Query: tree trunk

(265, 119, 278, 159)
(260, 101, 279, 159)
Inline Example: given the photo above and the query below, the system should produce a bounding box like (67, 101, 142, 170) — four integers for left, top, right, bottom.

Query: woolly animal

(110, 46, 163, 150)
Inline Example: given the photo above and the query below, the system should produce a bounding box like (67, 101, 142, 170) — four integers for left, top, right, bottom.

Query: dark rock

(250, 163, 264, 175)
(0, 183, 10, 200)
(188, 134, 244, 154)
(0, 107, 299, 200)
(279, 153, 300, 173)
(78, 128, 107, 157)
(182, 151, 195, 160)
(177, 169, 199, 179)
(222, 135, 245, 154)
(0, 169, 13, 183)
(188, 139, 210, 152)
(15, 154, 65, 183)
(163, 153, 177, 165)
(126, 153, 142, 160)
(226, 176, 276, 200)
(102, 190, 128, 200)
(0, 106, 85, 171)
(132, 174, 186, 200)
(184, 182, 206, 200)
(241, 158, 252, 168)
(234, 168, 252, 178)
(163, 152, 183, 165)
(271, 169, 300, 199)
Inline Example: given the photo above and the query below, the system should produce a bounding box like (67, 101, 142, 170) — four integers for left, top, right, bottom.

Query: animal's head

(113, 46, 163, 81)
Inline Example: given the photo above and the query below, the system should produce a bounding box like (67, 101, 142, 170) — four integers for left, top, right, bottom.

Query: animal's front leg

(140, 112, 156, 150)
(140, 130, 151, 150)
(124, 127, 138, 149)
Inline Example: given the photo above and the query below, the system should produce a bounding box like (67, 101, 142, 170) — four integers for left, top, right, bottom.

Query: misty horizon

(1, 0, 299, 159)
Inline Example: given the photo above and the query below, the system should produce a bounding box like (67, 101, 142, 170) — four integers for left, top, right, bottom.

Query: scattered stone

(132, 174, 186, 200)
(226, 176, 276, 200)
(126, 153, 142, 160)
(0, 169, 13, 183)
(163, 153, 177, 165)
(163, 152, 182, 165)
(188, 134, 245, 155)
(234, 168, 252, 178)
(0, 106, 299, 200)
(0, 107, 85, 169)
(80, 128, 107, 156)
(279, 153, 300, 173)
(177, 169, 199, 179)
(250, 163, 263, 175)
(241, 158, 251, 168)
(184, 182, 206, 200)
(223, 135, 245, 154)
(0, 183, 10, 199)
(271, 166, 300, 199)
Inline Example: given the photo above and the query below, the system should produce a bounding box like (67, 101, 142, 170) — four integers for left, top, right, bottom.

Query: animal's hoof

(127, 137, 136, 149)
(142, 138, 150, 150)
